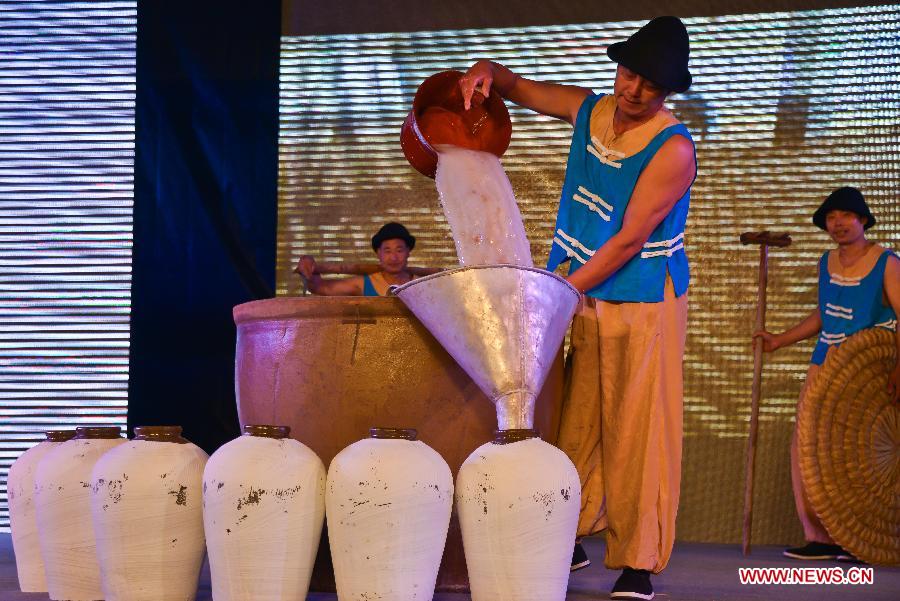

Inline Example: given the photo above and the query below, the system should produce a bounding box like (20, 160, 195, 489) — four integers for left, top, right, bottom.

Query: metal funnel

(393, 265, 579, 430)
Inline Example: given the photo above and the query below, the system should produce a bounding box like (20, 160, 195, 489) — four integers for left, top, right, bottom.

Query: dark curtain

(129, 0, 280, 452)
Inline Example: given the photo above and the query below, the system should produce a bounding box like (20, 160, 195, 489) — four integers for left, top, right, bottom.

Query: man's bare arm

(565, 135, 696, 293)
(883, 253, 900, 402)
(754, 309, 822, 352)
(306, 275, 364, 296)
(295, 256, 365, 296)
(459, 60, 591, 126)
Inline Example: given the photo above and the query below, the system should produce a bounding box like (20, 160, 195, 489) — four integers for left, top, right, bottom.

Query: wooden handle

(742, 243, 769, 555)
(740, 231, 792, 247)
(297, 261, 444, 277)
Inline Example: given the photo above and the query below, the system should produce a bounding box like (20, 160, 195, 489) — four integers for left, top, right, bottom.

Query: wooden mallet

(739, 230, 792, 555)
(298, 261, 443, 277)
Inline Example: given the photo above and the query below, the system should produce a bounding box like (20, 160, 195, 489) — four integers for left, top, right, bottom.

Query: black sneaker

(783, 542, 844, 560)
(571, 542, 591, 572)
(610, 567, 654, 600)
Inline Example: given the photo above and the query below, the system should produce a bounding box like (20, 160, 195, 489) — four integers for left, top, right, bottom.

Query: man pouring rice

(459, 16, 697, 600)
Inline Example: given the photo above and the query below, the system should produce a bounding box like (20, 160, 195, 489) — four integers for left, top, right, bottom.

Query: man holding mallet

(754, 186, 899, 560)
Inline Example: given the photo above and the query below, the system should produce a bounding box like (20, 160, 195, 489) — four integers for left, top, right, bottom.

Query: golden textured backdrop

(278, 5, 900, 544)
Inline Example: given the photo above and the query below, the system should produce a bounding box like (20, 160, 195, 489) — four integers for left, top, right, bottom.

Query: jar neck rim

(133, 426, 188, 443)
(369, 427, 417, 441)
(492, 428, 539, 445)
(242, 424, 291, 439)
(74, 426, 122, 440)
(46, 430, 76, 442)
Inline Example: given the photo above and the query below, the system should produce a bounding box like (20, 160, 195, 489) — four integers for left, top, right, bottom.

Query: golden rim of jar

(242, 424, 291, 439)
(133, 425, 188, 443)
(369, 427, 417, 441)
(74, 426, 122, 440)
(492, 428, 539, 445)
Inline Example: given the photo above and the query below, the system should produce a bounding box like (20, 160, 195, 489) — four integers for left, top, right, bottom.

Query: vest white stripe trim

(819, 336, 846, 345)
(830, 273, 862, 282)
(556, 229, 596, 258)
(553, 237, 588, 264)
(573, 193, 611, 221)
(825, 302, 852, 313)
(875, 319, 897, 330)
(825, 310, 853, 320)
(643, 233, 685, 249)
(586, 144, 622, 169)
(829, 273, 862, 287)
(641, 242, 684, 259)
(577, 186, 614, 211)
(820, 331, 847, 340)
(589, 136, 626, 158)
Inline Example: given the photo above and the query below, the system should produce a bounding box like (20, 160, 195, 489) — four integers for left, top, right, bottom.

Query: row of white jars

(9, 426, 209, 601)
(8, 424, 318, 601)
(7, 429, 78, 592)
(323, 427, 580, 601)
(10, 424, 577, 601)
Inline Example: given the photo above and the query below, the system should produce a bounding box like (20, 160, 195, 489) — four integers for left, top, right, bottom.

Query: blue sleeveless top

(362, 274, 379, 297)
(811, 249, 897, 365)
(547, 94, 695, 302)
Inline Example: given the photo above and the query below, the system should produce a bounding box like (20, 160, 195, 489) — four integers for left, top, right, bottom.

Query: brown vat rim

(233, 296, 416, 325)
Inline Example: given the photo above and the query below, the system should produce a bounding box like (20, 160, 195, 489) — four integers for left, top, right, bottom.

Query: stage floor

(2, 533, 898, 600)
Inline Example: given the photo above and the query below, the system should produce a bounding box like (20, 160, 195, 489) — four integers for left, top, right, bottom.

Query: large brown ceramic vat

(233, 296, 564, 592)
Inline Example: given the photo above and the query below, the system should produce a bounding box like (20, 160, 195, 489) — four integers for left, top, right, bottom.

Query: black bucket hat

(813, 187, 876, 230)
(371, 222, 416, 251)
(607, 16, 692, 93)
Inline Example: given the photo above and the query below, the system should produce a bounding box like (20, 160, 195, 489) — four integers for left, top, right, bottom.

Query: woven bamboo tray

(799, 328, 899, 565)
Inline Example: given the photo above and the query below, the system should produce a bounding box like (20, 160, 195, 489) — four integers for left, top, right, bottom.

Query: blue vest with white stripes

(811, 249, 897, 365)
(547, 94, 693, 302)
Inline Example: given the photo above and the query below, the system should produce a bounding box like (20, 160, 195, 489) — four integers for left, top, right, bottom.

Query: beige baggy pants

(790, 364, 834, 544)
(556, 277, 687, 573)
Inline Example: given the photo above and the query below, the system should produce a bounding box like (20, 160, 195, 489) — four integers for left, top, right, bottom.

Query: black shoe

(610, 568, 654, 600)
(571, 542, 591, 572)
(837, 550, 866, 564)
(783, 542, 844, 560)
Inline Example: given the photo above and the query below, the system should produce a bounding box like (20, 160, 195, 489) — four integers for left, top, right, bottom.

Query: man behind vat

(460, 16, 696, 600)
(295, 222, 417, 296)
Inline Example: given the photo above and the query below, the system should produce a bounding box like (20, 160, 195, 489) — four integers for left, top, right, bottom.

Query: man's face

(825, 209, 867, 244)
(376, 239, 411, 274)
(613, 65, 669, 121)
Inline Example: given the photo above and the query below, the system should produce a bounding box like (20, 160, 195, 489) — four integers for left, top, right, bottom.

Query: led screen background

(0, 1, 136, 529)
(278, 4, 899, 543)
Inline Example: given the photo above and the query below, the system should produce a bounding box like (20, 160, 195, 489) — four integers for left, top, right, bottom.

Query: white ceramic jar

(456, 430, 581, 601)
(7, 430, 76, 592)
(34, 426, 126, 600)
(326, 428, 453, 601)
(90, 425, 208, 601)
(203, 424, 326, 601)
